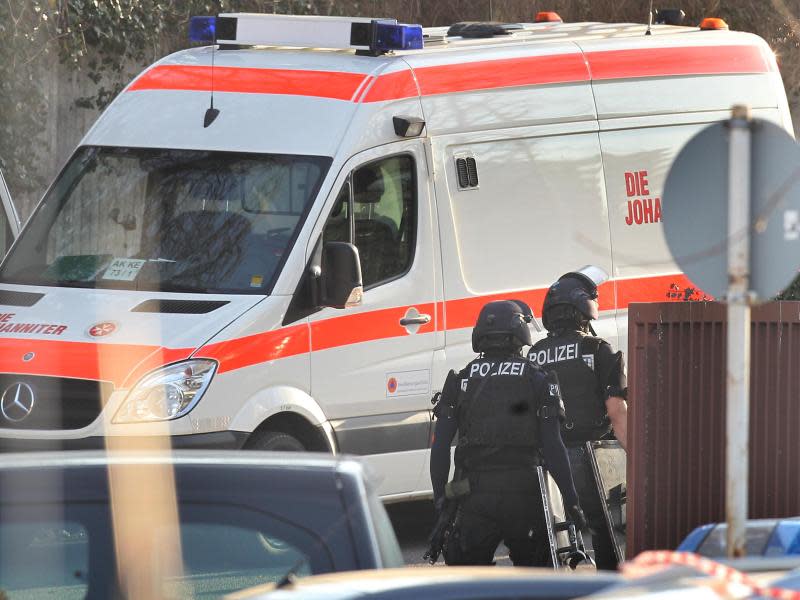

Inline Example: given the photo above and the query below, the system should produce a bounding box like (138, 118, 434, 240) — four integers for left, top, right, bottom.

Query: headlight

(114, 360, 217, 423)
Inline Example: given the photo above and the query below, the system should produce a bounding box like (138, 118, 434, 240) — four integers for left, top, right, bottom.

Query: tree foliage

(0, 1, 234, 196)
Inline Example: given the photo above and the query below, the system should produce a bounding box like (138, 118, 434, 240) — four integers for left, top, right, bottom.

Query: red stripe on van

(412, 53, 591, 97)
(122, 346, 205, 388)
(125, 45, 772, 102)
(362, 70, 419, 102)
(0, 338, 192, 388)
(441, 281, 617, 332)
(615, 273, 707, 306)
(197, 323, 310, 375)
(310, 302, 437, 351)
(128, 65, 368, 101)
(586, 45, 774, 80)
(0, 275, 706, 385)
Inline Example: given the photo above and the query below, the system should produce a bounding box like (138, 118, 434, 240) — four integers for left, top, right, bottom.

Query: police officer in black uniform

(430, 300, 586, 566)
(528, 269, 628, 570)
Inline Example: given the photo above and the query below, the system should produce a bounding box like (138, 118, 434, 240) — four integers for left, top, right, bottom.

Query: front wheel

(244, 430, 306, 451)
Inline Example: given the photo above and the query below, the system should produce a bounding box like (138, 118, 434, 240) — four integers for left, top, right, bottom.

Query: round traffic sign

(662, 118, 800, 300)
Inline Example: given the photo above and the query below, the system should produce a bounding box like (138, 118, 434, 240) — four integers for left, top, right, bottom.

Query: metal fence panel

(627, 301, 800, 556)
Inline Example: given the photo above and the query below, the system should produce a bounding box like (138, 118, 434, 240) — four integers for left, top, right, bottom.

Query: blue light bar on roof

(189, 16, 216, 43)
(374, 22, 424, 51)
(187, 13, 424, 54)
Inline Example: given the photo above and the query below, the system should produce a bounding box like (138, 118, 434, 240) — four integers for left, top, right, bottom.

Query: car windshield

(0, 501, 325, 599)
(0, 147, 331, 294)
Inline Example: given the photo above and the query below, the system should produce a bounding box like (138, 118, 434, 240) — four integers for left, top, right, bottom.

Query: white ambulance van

(0, 13, 791, 499)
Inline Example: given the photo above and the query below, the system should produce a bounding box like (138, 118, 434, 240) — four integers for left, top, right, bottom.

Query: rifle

(423, 498, 459, 564)
(423, 477, 470, 564)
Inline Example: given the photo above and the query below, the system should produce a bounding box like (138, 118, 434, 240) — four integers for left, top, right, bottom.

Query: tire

(244, 430, 306, 451)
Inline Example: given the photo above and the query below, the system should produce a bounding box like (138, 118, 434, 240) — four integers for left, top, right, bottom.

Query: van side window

(323, 155, 416, 289)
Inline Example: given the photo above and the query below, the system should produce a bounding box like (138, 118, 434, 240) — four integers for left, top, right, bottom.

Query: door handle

(400, 314, 431, 327)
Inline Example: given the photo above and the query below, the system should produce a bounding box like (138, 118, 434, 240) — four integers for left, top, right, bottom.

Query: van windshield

(0, 147, 331, 294)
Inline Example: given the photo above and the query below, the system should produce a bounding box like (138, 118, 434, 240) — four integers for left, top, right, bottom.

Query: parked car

(226, 566, 621, 600)
(0, 451, 402, 599)
(678, 518, 800, 558)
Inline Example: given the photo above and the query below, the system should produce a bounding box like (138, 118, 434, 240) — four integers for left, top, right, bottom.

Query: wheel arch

(230, 385, 336, 453)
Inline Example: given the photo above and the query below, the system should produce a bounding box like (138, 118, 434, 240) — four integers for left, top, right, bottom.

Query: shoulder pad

(580, 335, 604, 354)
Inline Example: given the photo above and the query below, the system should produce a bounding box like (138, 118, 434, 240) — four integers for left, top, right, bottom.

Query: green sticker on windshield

(43, 254, 112, 282)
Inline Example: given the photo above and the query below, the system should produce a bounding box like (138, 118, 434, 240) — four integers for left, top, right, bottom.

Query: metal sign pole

(726, 105, 752, 558)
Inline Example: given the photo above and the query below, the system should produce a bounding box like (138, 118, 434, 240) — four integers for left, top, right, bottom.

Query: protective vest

(452, 355, 541, 470)
(528, 330, 610, 443)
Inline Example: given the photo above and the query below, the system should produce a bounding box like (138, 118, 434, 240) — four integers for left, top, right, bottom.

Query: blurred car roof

(226, 566, 621, 600)
(678, 518, 800, 558)
(0, 449, 356, 469)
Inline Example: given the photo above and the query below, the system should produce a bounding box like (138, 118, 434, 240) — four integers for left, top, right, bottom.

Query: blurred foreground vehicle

(0, 451, 402, 599)
(678, 518, 800, 558)
(226, 566, 621, 600)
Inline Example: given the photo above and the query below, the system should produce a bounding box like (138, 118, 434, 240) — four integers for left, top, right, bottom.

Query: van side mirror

(321, 242, 363, 309)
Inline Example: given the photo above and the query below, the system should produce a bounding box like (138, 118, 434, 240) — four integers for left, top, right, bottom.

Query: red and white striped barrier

(621, 551, 800, 600)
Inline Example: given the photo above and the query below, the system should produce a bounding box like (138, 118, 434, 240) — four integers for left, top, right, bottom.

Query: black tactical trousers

(567, 445, 618, 570)
(444, 470, 551, 567)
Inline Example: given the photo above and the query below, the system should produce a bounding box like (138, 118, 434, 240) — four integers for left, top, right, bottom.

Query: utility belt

(447, 466, 540, 496)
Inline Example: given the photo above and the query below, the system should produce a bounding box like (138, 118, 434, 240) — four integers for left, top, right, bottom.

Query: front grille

(0, 375, 111, 430)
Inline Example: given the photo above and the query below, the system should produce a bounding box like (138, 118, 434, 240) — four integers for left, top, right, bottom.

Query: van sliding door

(433, 125, 617, 371)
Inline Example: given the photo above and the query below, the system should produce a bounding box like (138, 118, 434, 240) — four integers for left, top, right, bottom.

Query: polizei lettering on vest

(530, 343, 580, 366)
(468, 361, 526, 378)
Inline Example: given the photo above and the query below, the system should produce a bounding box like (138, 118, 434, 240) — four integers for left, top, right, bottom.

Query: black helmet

(472, 300, 533, 353)
(542, 268, 606, 332)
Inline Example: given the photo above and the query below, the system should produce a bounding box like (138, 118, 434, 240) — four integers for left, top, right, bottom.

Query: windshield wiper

(53, 279, 99, 289)
(152, 282, 217, 294)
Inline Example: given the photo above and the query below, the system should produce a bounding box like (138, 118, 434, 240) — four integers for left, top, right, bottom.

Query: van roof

(132, 21, 772, 102)
(128, 23, 777, 104)
(86, 17, 778, 157)
(418, 21, 709, 52)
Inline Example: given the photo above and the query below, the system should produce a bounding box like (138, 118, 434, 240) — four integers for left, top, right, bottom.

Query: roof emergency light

(699, 17, 729, 30)
(188, 13, 423, 53)
(189, 16, 216, 43)
(535, 11, 563, 23)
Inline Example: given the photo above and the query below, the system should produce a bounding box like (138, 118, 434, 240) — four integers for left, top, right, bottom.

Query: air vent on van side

(0, 289, 45, 307)
(455, 156, 479, 190)
(131, 299, 230, 314)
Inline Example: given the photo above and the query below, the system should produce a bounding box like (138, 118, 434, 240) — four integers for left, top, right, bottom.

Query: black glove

(568, 504, 588, 531)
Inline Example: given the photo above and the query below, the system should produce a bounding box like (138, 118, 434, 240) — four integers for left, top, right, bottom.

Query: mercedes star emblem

(1, 382, 35, 422)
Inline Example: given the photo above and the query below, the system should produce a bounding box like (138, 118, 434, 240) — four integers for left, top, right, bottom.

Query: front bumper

(0, 430, 249, 452)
